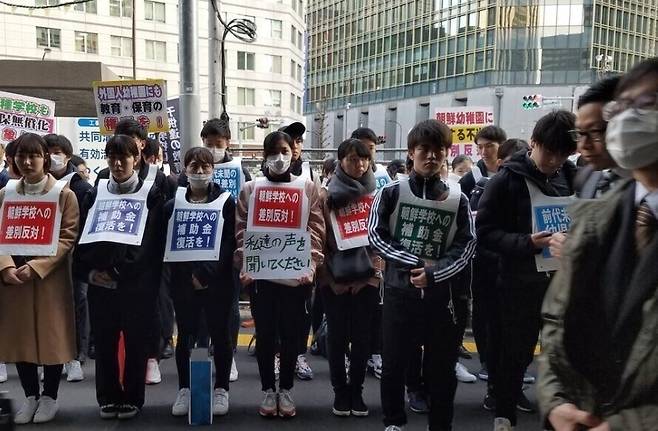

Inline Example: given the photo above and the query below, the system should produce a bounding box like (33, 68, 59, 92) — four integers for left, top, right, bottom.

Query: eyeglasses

(602, 92, 658, 121)
(568, 128, 606, 144)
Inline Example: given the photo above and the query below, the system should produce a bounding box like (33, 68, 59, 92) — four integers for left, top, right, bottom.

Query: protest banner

(93, 79, 169, 135)
(0, 180, 66, 256)
(243, 231, 312, 280)
(0, 91, 55, 145)
(213, 158, 245, 201)
(435, 106, 494, 161)
(330, 194, 373, 250)
(247, 177, 309, 232)
(157, 98, 181, 174)
(56, 117, 108, 181)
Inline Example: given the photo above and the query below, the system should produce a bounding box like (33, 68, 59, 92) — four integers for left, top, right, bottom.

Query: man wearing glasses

(539, 57, 658, 431)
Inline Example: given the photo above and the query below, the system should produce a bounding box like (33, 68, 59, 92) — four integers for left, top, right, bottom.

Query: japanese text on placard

(394, 203, 455, 260)
(213, 167, 240, 200)
(88, 199, 144, 236)
(243, 231, 311, 279)
(170, 209, 219, 251)
(252, 186, 303, 230)
(336, 195, 373, 240)
(0, 202, 56, 245)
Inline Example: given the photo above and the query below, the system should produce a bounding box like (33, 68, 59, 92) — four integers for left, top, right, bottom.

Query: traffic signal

(256, 117, 269, 128)
(522, 94, 543, 110)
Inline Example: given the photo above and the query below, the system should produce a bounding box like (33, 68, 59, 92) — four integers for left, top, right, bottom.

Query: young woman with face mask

(163, 147, 236, 418)
(235, 131, 325, 419)
(0, 133, 79, 424)
(74, 135, 165, 421)
(316, 139, 384, 417)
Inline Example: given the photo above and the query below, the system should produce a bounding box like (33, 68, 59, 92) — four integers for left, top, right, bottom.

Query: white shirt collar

(634, 181, 658, 218)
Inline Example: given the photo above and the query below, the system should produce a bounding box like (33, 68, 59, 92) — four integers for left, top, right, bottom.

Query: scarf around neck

(109, 171, 139, 194)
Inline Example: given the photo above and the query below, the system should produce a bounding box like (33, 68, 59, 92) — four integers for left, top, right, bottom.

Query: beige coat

(0, 175, 79, 365)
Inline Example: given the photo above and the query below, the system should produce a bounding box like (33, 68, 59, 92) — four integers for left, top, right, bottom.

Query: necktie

(635, 199, 657, 255)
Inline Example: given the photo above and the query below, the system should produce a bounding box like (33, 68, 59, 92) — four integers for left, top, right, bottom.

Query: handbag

(327, 247, 375, 283)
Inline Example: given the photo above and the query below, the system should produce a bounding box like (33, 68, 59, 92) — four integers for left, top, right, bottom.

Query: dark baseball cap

(278, 122, 306, 139)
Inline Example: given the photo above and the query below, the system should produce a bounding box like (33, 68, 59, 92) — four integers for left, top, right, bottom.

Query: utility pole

(209, 0, 223, 119)
(131, 0, 137, 79)
(179, 0, 201, 159)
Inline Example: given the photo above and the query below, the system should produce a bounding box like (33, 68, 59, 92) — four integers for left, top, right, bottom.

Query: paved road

(1, 349, 541, 430)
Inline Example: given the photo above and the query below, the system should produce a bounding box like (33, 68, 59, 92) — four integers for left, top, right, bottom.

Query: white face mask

(209, 148, 226, 163)
(50, 154, 66, 172)
(188, 173, 213, 190)
(606, 108, 658, 170)
(266, 153, 292, 175)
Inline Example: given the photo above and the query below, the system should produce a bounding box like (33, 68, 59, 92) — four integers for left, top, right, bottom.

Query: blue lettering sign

(88, 198, 145, 236)
(171, 209, 219, 251)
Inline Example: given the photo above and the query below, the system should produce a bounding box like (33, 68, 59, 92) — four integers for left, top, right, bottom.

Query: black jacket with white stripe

(368, 170, 476, 299)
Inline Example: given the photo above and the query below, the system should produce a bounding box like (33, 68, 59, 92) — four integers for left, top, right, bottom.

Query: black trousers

(72, 278, 90, 362)
(381, 288, 462, 431)
(173, 286, 233, 390)
(322, 286, 378, 392)
(158, 265, 176, 351)
(297, 285, 315, 356)
(493, 277, 549, 425)
(252, 281, 307, 391)
(229, 269, 242, 350)
(471, 254, 498, 368)
(88, 286, 158, 408)
(15, 363, 63, 399)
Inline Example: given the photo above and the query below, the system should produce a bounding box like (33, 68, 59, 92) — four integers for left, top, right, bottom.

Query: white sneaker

(145, 359, 162, 385)
(385, 426, 404, 431)
(274, 354, 280, 381)
(368, 354, 383, 379)
(171, 388, 190, 417)
(33, 396, 58, 424)
(213, 388, 229, 416)
(66, 360, 84, 382)
(230, 357, 239, 382)
(14, 396, 39, 424)
(455, 362, 477, 383)
(0, 362, 7, 383)
(494, 417, 514, 431)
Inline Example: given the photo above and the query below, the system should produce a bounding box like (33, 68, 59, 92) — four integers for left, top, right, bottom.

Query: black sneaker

(516, 391, 535, 413)
(99, 404, 118, 419)
(459, 345, 472, 360)
(351, 391, 368, 417)
(332, 388, 351, 417)
(161, 339, 174, 360)
(477, 365, 489, 381)
(117, 404, 140, 420)
(408, 391, 429, 414)
(483, 392, 496, 411)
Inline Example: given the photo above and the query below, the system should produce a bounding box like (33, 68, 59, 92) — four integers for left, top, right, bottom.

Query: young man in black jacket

(44, 133, 94, 382)
(476, 110, 577, 431)
(458, 126, 507, 198)
(369, 119, 476, 431)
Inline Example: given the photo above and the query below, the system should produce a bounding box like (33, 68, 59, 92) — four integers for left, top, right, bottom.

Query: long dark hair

(12, 133, 51, 174)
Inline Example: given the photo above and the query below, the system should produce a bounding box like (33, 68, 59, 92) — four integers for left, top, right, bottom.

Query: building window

(145, 40, 166, 61)
(265, 55, 282, 73)
(291, 0, 296, 12)
(73, 0, 96, 13)
(291, 25, 297, 44)
(36, 27, 60, 49)
(297, 30, 303, 49)
(297, 96, 302, 114)
(238, 122, 255, 140)
(290, 92, 296, 112)
(267, 19, 282, 39)
(237, 51, 255, 70)
(145, 0, 166, 22)
(237, 87, 255, 105)
(109, 0, 132, 17)
(75, 31, 98, 53)
(265, 90, 281, 108)
(297, 64, 303, 82)
(290, 60, 296, 78)
(35, 0, 58, 5)
(111, 36, 132, 57)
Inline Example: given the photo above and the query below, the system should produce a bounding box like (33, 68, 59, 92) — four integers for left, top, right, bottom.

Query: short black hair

(451, 155, 472, 170)
(4, 139, 17, 158)
(184, 147, 214, 167)
(531, 110, 577, 156)
(407, 120, 452, 151)
(43, 134, 74, 157)
(201, 118, 231, 140)
(142, 137, 160, 159)
(475, 125, 507, 146)
(337, 138, 372, 161)
(322, 157, 337, 176)
(70, 155, 86, 167)
(577, 76, 621, 108)
(497, 138, 529, 160)
(263, 131, 292, 157)
(616, 57, 658, 97)
(12, 133, 51, 174)
(387, 159, 406, 178)
(350, 127, 379, 144)
(105, 134, 140, 159)
(114, 118, 147, 141)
